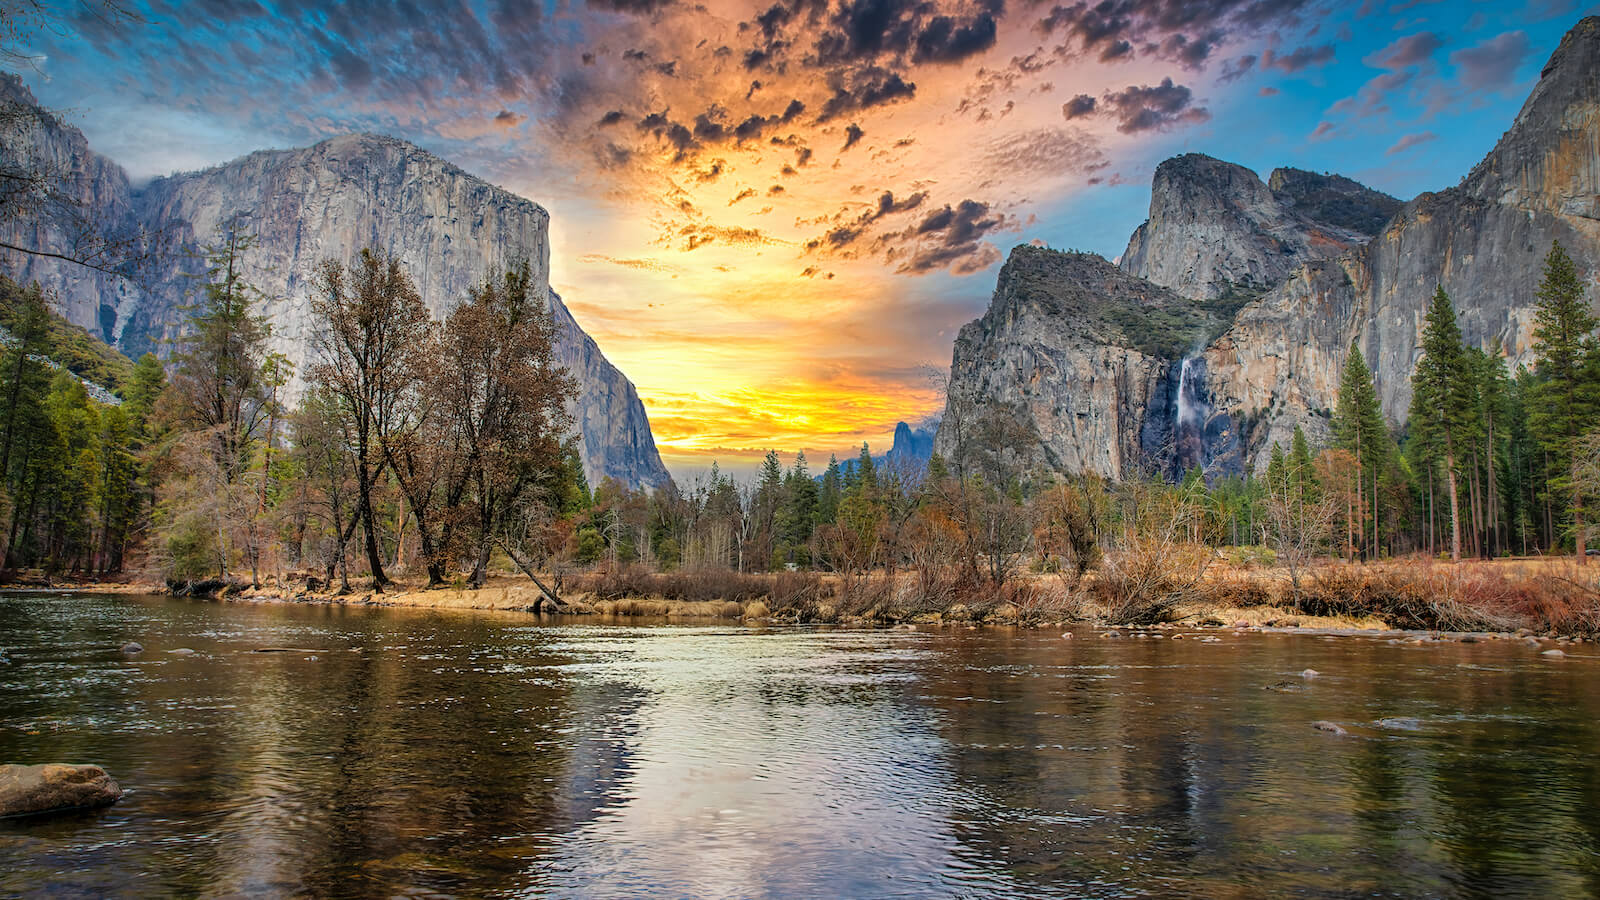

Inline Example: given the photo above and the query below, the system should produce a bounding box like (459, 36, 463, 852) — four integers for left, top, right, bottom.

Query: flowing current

(3, 591, 1600, 898)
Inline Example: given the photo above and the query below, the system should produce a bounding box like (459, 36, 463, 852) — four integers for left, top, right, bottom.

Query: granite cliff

(0, 76, 135, 337)
(1118, 154, 1397, 302)
(939, 16, 1600, 479)
(0, 79, 670, 490)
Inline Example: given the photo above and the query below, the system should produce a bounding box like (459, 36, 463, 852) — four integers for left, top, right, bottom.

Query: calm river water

(1, 591, 1598, 898)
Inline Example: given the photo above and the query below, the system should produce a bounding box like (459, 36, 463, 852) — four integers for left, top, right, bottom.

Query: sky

(15, 0, 1598, 478)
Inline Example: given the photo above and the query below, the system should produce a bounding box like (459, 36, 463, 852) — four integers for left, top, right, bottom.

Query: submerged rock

(119, 642, 142, 654)
(1300, 668, 1319, 679)
(0, 764, 123, 818)
(1376, 717, 1422, 731)
(1542, 649, 1567, 658)
(1310, 721, 1347, 735)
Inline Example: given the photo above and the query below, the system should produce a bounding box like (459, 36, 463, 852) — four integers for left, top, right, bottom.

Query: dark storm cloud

(803, 189, 927, 251)
(1036, 0, 1311, 70)
(842, 122, 865, 150)
(1061, 93, 1097, 119)
(1100, 78, 1209, 133)
(587, 0, 677, 14)
(893, 199, 1011, 274)
(912, 13, 1001, 64)
(731, 99, 806, 142)
(817, 67, 917, 121)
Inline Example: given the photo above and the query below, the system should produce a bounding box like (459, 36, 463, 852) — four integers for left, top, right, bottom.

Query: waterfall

(1174, 356, 1209, 474)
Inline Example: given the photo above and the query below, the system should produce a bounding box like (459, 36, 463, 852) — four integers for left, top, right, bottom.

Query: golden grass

(150, 552, 1600, 637)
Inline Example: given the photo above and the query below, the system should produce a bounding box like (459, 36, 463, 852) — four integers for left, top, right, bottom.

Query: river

(2, 591, 1598, 898)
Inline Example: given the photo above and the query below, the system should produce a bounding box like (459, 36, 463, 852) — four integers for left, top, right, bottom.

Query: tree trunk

(1444, 448, 1462, 563)
(1574, 451, 1588, 565)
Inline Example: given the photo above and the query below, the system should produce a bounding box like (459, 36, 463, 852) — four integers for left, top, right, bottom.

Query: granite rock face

(1267, 167, 1403, 236)
(0, 91, 670, 489)
(935, 248, 1224, 479)
(1118, 153, 1394, 301)
(942, 16, 1600, 479)
(0, 75, 136, 336)
(1213, 14, 1600, 448)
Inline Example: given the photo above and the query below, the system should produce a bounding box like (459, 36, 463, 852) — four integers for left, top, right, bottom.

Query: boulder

(0, 763, 123, 818)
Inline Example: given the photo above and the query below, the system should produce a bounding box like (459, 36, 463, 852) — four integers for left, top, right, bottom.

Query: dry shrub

(998, 579, 1092, 624)
(770, 570, 825, 610)
(833, 572, 892, 617)
(1295, 562, 1600, 633)
(1090, 542, 1210, 625)
(566, 566, 772, 606)
(1194, 575, 1273, 609)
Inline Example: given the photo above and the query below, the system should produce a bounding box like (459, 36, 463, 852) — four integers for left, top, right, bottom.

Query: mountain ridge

(0, 75, 672, 490)
(939, 14, 1600, 480)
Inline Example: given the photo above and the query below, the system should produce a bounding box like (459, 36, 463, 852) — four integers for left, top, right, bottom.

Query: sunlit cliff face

(40, 0, 1566, 475)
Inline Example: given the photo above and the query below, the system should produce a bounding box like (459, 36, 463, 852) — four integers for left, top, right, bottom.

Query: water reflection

(1, 593, 1598, 897)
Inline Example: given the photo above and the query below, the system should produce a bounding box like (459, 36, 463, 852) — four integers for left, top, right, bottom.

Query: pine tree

(1409, 286, 1475, 561)
(122, 352, 166, 439)
(0, 280, 52, 486)
(855, 442, 876, 493)
(1334, 342, 1392, 558)
(817, 455, 842, 524)
(1528, 240, 1600, 561)
(781, 451, 818, 554)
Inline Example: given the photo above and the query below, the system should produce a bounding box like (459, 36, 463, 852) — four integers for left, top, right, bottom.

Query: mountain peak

(1266, 168, 1401, 236)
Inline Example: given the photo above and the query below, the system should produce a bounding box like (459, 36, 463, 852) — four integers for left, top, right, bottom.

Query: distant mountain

(885, 419, 938, 471)
(938, 15, 1600, 479)
(826, 417, 941, 482)
(0, 76, 671, 490)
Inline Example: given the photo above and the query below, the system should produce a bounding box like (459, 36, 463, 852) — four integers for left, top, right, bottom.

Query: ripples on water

(2, 592, 1599, 898)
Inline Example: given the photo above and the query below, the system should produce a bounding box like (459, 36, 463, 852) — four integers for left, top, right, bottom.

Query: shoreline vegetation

(20, 554, 1597, 642)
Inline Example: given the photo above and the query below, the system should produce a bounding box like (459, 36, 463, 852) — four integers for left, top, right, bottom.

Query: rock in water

(0, 764, 123, 818)
(1300, 668, 1319, 679)
(1375, 717, 1422, 731)
(120, 642, 143, 654)
(1310, 721, 1347, 735)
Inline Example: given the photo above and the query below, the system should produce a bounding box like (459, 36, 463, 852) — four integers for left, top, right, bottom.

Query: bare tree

(311, 249, 431, 590)
(428, 260, 576, 588)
